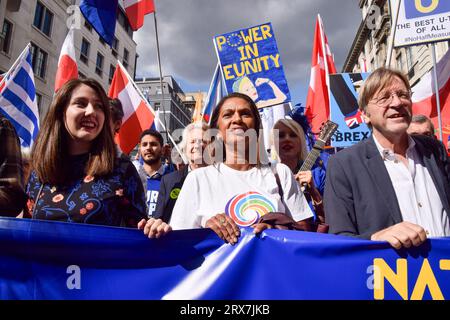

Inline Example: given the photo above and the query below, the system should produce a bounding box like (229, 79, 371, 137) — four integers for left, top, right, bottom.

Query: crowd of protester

(1, 67, 449, 250)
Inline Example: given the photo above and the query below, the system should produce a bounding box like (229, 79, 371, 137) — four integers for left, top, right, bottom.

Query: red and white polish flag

(123, 0, 155, 31)
(412, 49, 450, 145)
(305, 15, 337, 135)
(108, 64, 155, 154)
(0, 73, 5, 93)
(55, 28, 78, 92)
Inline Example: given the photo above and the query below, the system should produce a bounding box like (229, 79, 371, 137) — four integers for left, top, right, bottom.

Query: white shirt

(373, 135, 449, 237)
(170, 163, 313, 229)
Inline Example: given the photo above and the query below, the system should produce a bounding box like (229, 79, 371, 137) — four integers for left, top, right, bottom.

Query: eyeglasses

(369, 90, 412, 107)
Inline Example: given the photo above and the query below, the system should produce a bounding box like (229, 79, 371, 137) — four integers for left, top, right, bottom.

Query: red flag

(108, 64, 155, 154)
(305, 15, 337, 135)
(412, 50, 450, 146)
(0, 74, 5, 93)
(123, 0, 155, 31)
(55, 28, 78, 92)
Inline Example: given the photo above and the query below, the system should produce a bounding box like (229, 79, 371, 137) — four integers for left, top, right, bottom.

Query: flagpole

(431, 43, 444, 142)
(318, 15, 330, 85)
(153, 11, 171, 144)
(386, 0, 402, 67)
(116, 60, 187, 163)
(0, 43, 30, 90)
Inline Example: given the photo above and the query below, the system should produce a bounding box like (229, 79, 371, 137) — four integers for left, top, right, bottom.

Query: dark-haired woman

(25, 79, 149, 227)
(168, 93, 313, 244)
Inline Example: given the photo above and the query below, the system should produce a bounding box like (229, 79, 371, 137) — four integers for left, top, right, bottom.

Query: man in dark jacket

(324, 68, 450, 249)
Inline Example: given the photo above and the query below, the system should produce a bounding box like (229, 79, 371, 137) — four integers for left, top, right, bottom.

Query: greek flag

(202, 63, 226, 124)
(0, 45, 39, 148)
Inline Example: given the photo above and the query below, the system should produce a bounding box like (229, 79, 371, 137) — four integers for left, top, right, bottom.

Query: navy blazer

(324, 135, 450, 239)
(153, 166, 189, 223)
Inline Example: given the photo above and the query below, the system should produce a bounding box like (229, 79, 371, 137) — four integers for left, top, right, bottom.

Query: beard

(142, 155, 161, 165)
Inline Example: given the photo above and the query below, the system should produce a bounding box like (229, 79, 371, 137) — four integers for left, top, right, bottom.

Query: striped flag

(55, 27, 78, 92)
(108, 63, 155, 154)
(305, 15, 337, 135)
(0, 45, 39, 148)
(123, 0, 155, 31)
(412, 49, 450, 145)
(0, 73, 5, 93)
(202, 63, 226, 123)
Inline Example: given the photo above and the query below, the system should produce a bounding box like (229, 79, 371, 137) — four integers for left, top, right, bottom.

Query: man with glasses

(324, 68, 450, 249)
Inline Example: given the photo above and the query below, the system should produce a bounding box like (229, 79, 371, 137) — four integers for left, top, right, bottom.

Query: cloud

(135, 0, 361, 103)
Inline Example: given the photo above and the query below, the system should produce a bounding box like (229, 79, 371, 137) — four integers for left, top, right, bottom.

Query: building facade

(0, 0, 137, 118)
(343, 0, 449, 86)
(135, 76, 193, 142)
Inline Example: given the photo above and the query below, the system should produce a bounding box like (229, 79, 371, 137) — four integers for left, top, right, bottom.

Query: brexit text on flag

(0, 45, 39, 148)
(108, 63, 155, 154)
(214, 22, 290, 109)
(329, 73, 371, 148)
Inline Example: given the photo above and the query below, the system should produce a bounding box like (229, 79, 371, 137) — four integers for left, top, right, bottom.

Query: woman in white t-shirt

(169, 93, 313, 244)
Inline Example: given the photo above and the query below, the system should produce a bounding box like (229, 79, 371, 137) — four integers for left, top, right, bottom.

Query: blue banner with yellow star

(213, 22, 291, 109)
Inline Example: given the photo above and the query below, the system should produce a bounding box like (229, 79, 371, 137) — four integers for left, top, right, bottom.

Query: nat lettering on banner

(391, 0, 450, 47)
(329, 73, 371, 148)
(213, 22, 291, 109)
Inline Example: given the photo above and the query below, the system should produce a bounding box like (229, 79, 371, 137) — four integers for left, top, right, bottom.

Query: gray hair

(411, 114, 435, 132)
(178, 122, 210, 158)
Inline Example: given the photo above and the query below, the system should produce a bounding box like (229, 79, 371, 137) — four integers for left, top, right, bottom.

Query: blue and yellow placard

(391, 0, 450, 47)
(213, 23, 291, 109)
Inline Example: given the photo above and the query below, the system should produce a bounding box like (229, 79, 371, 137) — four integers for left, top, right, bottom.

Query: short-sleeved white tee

(170, 163, 313, 229)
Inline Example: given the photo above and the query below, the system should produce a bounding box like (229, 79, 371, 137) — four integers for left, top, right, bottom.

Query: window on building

(112, 37, 119, 57)
(30, 43, 48, 79)
(33, 1, 53, 37)
(80, 38, 90, 64)
(36, 93, 42, 112)
(84, 20, 92, 32)
(0, 19, 13, 54)
(396, 53, 404, 72)
(154, 102, 161, 110)
(95, 53, 104, 77)
(406, 47, 414, 70)
(79, 72, 86, 79)
(109, 64, 115, 84)
(123, 48, 129, 69)
(99, 37, 105, 46)
(117, 9, 133, 38)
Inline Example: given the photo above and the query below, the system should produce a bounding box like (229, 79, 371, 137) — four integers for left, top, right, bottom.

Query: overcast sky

(134, 0, 362, 105)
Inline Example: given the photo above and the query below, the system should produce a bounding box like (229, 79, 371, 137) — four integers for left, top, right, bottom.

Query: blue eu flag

(79, 0, 118, 46)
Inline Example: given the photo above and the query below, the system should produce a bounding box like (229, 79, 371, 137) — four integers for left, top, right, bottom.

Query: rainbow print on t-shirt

(225, 192, 276, 227)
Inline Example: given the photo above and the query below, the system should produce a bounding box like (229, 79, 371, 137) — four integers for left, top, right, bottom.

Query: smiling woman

(167, 93, 314, 244)
(24, 79, 148, 228)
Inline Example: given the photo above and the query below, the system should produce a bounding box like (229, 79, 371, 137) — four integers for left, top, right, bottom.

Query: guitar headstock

(318, 120, 339, 144)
